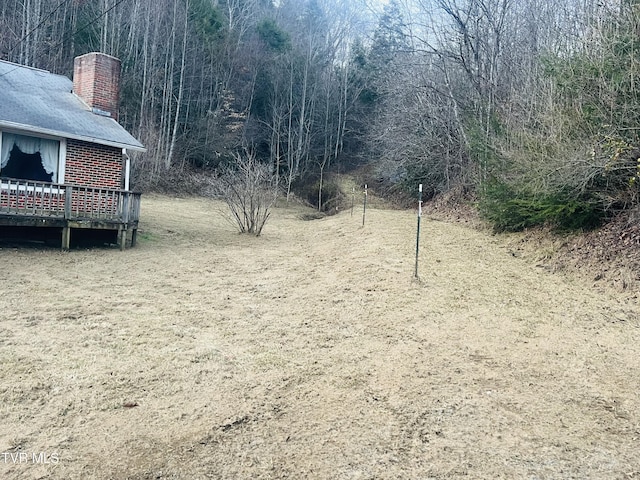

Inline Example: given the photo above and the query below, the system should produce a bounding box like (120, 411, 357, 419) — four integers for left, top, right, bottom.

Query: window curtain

(1, 133, 60, 178)
(0, 134, 12, 169)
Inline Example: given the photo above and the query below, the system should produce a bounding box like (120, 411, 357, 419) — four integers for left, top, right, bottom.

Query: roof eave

(0, 120, 146, 152)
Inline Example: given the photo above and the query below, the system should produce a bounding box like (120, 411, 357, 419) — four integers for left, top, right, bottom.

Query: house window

(0, 133, 60, 183)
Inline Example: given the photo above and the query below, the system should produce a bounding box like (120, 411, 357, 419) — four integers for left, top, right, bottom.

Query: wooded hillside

(3, 0, 640, 230)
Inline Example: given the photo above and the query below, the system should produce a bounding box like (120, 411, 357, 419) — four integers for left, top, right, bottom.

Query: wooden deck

(0, 178, 141, 250)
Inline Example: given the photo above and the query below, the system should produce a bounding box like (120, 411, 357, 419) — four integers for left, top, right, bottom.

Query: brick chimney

(73, 52, 121, 121)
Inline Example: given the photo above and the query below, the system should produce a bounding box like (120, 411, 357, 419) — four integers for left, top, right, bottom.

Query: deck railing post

(62, 185, 72, 251)
(0, 180, 6, 213)
(132, 193, 141, 223)
(122, 192, 130, 224)
(64, 186, 72, 219)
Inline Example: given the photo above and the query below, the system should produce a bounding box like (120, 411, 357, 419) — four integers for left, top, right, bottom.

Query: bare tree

(211, 150, 279, 236)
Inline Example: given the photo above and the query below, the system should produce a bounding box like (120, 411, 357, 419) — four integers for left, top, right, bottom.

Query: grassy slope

(0, 195, 639, 479)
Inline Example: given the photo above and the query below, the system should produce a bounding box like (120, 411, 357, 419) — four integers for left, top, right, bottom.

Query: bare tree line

(0, 0, 369, 198)
(2, 0, 639, 228)
(366, 0, 640, 229)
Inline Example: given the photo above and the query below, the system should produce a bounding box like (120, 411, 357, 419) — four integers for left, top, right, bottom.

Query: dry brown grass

(1, 194, 640, 479)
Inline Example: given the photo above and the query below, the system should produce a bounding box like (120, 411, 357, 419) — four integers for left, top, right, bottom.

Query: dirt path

(1, 195, 639, 479)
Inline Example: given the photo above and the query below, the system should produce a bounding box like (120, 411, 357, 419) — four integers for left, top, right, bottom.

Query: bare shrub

(210, 151, 278, 236)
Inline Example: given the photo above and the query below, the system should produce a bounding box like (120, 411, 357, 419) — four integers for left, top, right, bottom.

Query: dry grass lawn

(1, 194, 640, 479)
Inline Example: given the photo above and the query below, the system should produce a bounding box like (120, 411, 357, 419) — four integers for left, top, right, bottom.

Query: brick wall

(73, 53, 120, 121)
(65, 140, 123, 189)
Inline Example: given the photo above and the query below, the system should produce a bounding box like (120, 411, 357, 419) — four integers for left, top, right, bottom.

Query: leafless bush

(209, 150, 278, 236)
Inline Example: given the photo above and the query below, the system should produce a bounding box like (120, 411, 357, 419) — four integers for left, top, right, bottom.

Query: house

(0, 52, 145, 250)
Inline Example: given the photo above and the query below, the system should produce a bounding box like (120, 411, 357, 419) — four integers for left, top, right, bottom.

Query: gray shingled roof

(0, 60, 145, 151)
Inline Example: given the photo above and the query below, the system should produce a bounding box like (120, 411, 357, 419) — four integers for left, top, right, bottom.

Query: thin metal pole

(362, 184, 368, 226)
(351, 186, 355, 217)
(415, 184, 423, 278)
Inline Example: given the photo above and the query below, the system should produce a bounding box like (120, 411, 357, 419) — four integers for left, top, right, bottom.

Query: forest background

(3, 0, 640, 232)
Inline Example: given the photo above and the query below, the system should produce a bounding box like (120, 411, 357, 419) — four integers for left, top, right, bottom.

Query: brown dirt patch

(1, 195, 640, 479)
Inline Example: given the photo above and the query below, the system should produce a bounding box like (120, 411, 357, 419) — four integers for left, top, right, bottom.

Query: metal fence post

(414, 184, 423, 279)
(362, 184, 367, 226)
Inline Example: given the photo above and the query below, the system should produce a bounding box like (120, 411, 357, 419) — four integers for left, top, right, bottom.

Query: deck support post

(118, 227, 127, 251)
(61, 226, 71, 250)
(130, 228, 137, 247)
